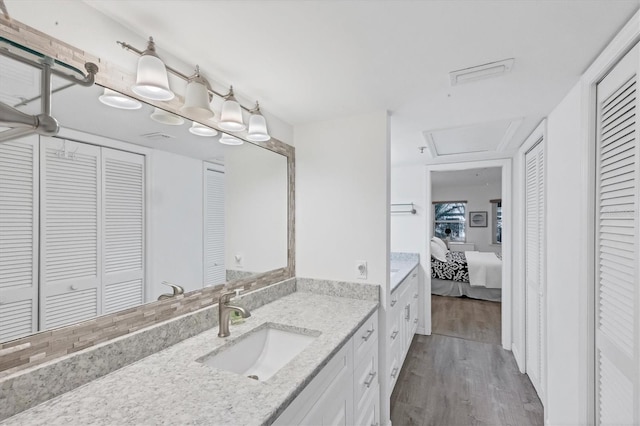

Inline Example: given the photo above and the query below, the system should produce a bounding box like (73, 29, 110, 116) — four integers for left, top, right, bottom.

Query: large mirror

(0, 39, 289, 343)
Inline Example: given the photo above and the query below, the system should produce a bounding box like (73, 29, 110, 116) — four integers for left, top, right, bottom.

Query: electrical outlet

(234, 254, 243, 268)
(356, 261, 367, 280)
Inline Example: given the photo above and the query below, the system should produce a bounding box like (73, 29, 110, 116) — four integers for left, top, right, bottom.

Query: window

(491, 199, 502, 244)
(433, 202, 466, 242)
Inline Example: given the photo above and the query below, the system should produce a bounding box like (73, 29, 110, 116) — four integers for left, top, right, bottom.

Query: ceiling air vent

(449, 58, 514, 86)
(140, 132, 176, 140)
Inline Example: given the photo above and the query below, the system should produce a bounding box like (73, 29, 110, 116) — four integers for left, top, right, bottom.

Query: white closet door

(40, 138, 101, 330)
(101, 148, 144, 314)
(525, 139, 545, 400)
(0, 135, 38, 342)
(204, 169, 225, 287)
(595, 43, 639, 425)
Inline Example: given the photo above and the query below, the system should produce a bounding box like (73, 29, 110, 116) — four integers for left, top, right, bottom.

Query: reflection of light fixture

(180, 66, 214, 120)
(247, 102, 270, 142)
(98, 88, 142, 110)
(150, 107, 184, 125)
(218, 86, 245, 132)
(131, 37, 174, 101)
(219, 133, 243, 146)
(189, 122, 218, 137)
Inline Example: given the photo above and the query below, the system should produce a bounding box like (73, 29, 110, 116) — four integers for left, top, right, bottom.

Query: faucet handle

(219, 290, 236, 305)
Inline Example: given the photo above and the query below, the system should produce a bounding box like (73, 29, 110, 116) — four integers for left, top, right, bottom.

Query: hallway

(390, 296, 543, 426)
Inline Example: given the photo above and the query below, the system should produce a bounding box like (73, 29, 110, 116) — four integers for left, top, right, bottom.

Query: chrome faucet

(218, 290, 251, 337)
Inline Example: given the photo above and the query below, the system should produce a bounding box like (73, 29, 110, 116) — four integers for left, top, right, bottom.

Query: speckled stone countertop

(390, 252, 419, 293)
(1, 292, 377, 426)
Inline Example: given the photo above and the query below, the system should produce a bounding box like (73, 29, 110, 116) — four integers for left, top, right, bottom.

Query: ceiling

(431, 167, 502, 188)
(6, 1, 640, 166)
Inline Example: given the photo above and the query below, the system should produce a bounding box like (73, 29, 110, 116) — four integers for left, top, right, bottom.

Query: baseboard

(416, 326, 429, 336)
(512, 344, 525, 374)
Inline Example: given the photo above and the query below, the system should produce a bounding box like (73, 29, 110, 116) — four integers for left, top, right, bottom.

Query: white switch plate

(234, 254, 244, 268)
(356, 261, 367, 280)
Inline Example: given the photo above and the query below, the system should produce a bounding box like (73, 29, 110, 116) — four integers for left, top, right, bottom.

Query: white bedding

(464, 251, 502, 289)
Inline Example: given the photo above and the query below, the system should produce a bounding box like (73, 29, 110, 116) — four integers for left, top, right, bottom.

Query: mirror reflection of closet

(0, 41, 288, 343)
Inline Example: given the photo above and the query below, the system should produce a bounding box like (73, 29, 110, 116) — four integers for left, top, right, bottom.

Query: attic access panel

(422, 118, 522, 158)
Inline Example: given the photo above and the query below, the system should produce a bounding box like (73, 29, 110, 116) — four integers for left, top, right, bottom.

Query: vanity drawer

(355, 382, 380, 426)
(354, 342, 378, 413)
(354, 310, 378, 361)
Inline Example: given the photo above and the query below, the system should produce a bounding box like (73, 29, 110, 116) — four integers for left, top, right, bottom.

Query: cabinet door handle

(390, 299, 397, 307)
(413, 293, 418, 299)
(414, 318, 418, 324)
(405, 305, 410, 321)
(362, 328, 375, 341)
(391, 330, 399, 340)
(391, 367, 399, 379)
(364, 370, 377, 388)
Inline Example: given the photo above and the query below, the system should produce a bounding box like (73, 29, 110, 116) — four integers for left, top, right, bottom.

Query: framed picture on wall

(469, 211, 488, 227)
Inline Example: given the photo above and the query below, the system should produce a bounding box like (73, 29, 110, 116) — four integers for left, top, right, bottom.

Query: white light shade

(180, 79, 214, 120)
(219, 92, 245, 132)
(132, 54, 174, 101)
(189, 122, 218, 137)
(98, 88, 142, 110)
(247, 112, 270, 142)
(219, 134, 243, 146)
(150, 107, 184, 126)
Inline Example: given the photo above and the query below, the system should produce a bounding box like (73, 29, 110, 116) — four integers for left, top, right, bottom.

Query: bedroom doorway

(429, 167, 503, 344)
(424, 159, 512, 350)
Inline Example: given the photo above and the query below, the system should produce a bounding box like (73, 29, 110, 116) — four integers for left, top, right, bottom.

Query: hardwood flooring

(431, 295, 501, 345)
(390, 296, 543, 426)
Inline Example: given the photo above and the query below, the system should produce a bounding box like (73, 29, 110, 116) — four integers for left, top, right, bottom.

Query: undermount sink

(198, 323, 319, 381)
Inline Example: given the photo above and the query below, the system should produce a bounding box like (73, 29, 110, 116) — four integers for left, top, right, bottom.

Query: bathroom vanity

(0, 282, 379, 425)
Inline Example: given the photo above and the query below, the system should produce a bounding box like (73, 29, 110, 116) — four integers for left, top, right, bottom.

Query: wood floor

(390, 296, 543, 426)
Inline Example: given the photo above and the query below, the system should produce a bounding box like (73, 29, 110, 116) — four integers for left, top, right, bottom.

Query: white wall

(225, 144, 288, 273)
(391, 165, 426, 254)
(294, 110, 390, 423)
(148, 150, 204, 299)
(431, 181, 502, 253)
(544, 83, 583, 425)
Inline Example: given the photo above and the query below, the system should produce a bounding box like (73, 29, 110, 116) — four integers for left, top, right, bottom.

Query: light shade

(189, 122, 218, 137)
(180, 68, 214, 120)
(218, 87, 245, 132)
(150, 107, 184, 126)
(131, 38, 174, 101)
(98, 88, 142, 110)
(247, 106, 270, 142)
(219, 133, 243, 146)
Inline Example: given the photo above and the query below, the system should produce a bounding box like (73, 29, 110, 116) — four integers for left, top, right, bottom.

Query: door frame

(580, 9, 640, 425)
(424, 158, 512, 350)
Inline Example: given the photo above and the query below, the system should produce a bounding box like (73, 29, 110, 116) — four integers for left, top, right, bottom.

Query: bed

(430, 243, 502, 302)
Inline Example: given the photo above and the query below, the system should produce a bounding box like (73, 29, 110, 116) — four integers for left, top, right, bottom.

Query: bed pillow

(431, 236, 448, 252)
(430, 241, 448, 262)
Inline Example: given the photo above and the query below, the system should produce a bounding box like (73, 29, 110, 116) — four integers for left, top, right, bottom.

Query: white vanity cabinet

(388, 266, 419, 392)
(273, 310, 379, 426)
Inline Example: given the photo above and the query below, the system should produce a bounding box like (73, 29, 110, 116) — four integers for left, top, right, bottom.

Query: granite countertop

(390, 252, 420, 293)
(1, 292, 378, 426)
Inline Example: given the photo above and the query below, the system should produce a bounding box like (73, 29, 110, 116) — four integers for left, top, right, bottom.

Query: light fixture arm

(117, 38, 257, 114)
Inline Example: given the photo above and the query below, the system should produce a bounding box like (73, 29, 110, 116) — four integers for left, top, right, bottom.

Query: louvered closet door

(595, 43, 640, 425)
(204, 169, 225, 287)
(101, 148, 144, 314)
(0, 135, 38, 342)
(525, 140, 545, 400)
(40, 138, 101, 330)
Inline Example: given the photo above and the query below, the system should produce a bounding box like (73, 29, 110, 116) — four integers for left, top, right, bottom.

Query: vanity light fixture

(98, 88, 142, 110)
(189, 121, 218, 137)
(218, 86, 246, 132)
(219, 133, 243, 146)
(118, 37, 269, 141)
(131, 37, 174, 101)
(150, 107, 184, 125)
(180, 66, 214, 120)
(246, 102, 270, 142)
